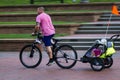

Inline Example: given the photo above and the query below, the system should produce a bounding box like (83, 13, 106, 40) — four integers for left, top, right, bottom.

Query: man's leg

(42, 34, 55, 66)
(36, 44, 43, 51)
(46, 46, 55, 66)
(46, 46, 53, 59)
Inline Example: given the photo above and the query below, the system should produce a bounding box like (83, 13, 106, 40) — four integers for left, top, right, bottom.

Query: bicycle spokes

(19, 45, 42, 68)
(55, 45, 77, 69)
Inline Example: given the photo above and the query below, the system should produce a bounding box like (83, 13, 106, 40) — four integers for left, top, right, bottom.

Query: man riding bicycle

(32, 7, 55, 66)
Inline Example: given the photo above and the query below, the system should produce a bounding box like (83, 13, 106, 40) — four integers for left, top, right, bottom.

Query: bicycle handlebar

(32, 32, 41, 36)
(109, 34, 120, 41)
(32, 32, 43, 39)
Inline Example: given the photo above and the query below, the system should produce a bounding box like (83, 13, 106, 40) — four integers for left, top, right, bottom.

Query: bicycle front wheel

(55, 45, 77, 69)
(19, 45, 42, 68)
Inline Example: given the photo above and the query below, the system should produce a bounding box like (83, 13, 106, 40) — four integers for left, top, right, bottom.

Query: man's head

(37, 7, 45, 14)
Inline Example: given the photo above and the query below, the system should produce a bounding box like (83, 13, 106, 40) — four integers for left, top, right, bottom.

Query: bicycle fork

(29, 44, 36, 58)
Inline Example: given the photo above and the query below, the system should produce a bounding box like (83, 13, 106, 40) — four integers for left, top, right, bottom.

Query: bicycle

(19, 33, 77, 69)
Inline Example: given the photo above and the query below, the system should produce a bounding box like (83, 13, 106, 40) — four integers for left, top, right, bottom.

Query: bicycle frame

(32, 33, 61, 57)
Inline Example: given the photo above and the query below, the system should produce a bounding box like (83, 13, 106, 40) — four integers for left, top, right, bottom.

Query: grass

(0, 21, 81, 25)
(0, 34, 34, 39)
(0, 0, 120, 6)
(0, 11, 35, 14)
(0, 10, 110, 15)
(0, 21, 35, 25)
(0, 33, 68, 39)
(0, 0, 29, 6)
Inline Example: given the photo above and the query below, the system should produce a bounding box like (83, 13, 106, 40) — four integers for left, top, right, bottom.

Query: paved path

(0, 51, 120, 80)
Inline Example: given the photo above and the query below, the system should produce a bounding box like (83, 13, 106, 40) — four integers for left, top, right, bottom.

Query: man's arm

(32, 22, 40, 35)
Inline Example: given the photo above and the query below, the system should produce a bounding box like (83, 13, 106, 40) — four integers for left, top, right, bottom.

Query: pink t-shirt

(36, 12, 55, 36)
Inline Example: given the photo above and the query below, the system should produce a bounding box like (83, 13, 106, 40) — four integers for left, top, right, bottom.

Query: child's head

(92, 48, 102, 57)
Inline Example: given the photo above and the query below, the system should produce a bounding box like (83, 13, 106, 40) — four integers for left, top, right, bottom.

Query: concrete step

(81, 21, 120, 26)
(0, 24, 80, 35)
(100, 14, 119, 17)
(58, 41, 120, 46)
(58, 41, 93, 46)
(73, 45, 120, 50)
(57, 37, 120, 50)
(0, 3, 113, 12)
(98, 18, 120, 21)
(78, 26, 120, 30)
(0, 38, 119, 51)
(0, 12, 102, 22)
(75, 30, 120, 34)
(98, 13, 120, 21)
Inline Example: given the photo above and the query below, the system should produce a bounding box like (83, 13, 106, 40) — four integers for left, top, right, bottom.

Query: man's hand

(32, 32, 37, 36)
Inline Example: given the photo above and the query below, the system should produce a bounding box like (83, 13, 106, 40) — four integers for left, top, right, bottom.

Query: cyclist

(32, 7, 55, 66)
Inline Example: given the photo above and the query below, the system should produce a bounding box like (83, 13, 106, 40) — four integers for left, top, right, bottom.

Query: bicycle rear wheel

(55, 45, 77, 69)
(19, 45, 42, 68)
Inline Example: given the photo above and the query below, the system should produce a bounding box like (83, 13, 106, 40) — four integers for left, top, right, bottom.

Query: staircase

(57, 13, 120, 50)
(98, 13, 120, 21)
(75, 22, 120, 34)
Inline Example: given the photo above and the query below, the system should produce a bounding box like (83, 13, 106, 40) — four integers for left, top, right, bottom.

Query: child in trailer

(91, 48, 102, 57)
